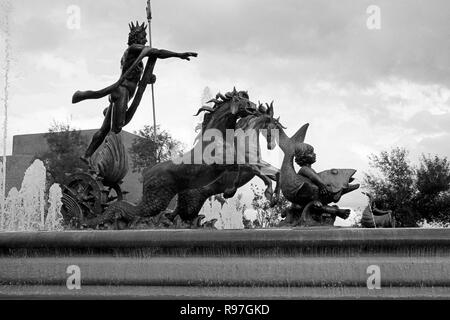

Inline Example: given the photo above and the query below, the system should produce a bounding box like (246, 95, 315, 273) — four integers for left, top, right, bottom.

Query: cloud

(407, 111, 450, 134)
(417, 134, 450, 158)
(35, 53, 89, 79)
(155, 0, 450, 87)
(13, 10, 68, 53)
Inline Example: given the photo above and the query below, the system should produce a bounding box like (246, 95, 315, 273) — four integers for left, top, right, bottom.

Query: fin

(291, 123, 309, 144)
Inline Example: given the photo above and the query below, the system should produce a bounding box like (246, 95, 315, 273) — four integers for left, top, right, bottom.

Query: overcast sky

(1, 0, 449, 219)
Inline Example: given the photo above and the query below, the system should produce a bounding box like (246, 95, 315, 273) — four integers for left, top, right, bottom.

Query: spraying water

(44, 184, 64, 231)
(200, 197, 244, 230)
(20, 160, 46, 230)
(4, 187, 19, 231)
(0, 160, 64, 232)
(0, 0, 12, 230)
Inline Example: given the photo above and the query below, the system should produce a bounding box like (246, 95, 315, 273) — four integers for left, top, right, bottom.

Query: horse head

(195, 88, 257, 135)
(237, 101, 285, 151)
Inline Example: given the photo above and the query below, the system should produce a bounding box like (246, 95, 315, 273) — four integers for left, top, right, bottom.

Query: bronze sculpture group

(65, 21, 362, 230)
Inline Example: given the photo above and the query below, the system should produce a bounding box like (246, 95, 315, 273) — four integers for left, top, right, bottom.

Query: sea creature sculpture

(274, 122, 360, 227)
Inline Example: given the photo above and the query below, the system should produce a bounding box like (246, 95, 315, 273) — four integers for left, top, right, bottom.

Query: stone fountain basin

(0, 228, 449, 299)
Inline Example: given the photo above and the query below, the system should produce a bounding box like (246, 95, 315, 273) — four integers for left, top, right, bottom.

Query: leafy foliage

(244, 184, 289, 229)
(364, 148, 415, 209)
(129, 125, 184, 173)
(364, 148, 450, 227)
(416, 155, 450, 196)
(37, 121, 88, 185)
(414, 155, 450, 224)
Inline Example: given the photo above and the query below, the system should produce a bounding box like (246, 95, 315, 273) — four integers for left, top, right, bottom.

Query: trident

(146, 0, 158, 162)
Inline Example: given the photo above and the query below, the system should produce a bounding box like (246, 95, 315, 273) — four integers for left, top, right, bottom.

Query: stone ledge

(0, 229, 449, 299)
(2, 286, 450, 300)
(1, 228, 450, 248)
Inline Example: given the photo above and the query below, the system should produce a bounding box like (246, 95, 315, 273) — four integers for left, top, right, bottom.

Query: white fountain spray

(4, 187, 19, 231)
(0, 162, 4, 230)
(0, 0, 12, 230)
(0, 160, 64, 232)
(44, 184, 64, 231)
(21, 160, 47, 230)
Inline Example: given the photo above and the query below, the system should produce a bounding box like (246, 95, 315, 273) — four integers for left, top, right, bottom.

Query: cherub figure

(72, 21, 198, 164)
(293, 143, 352, 220)
(294, 144, 331, 200)
(275, 143, 353, 227)
(275, 122, 359, 227)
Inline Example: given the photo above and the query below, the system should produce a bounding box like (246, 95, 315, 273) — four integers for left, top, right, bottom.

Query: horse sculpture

(173, 102, 283, 221)
(84, 89, 281, 229)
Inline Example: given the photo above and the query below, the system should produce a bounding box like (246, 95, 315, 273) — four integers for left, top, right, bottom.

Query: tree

(364, 148, 415, 208)
(37, 122, 88, 186)
(129, 125, 183, 173)
(416, 155, 450, 196)
(364, 148, 450, 227)
(414, 155, 450, 224)
(363, 148, 417, 227)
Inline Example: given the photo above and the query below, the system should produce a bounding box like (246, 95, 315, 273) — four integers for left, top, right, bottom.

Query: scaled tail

(279, 123, 310, 154)
(291, 123, 309, 145)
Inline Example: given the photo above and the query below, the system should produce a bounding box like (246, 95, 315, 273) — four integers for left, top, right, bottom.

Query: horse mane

(195, 88, 250, 133)
(237, 102, 286, 131)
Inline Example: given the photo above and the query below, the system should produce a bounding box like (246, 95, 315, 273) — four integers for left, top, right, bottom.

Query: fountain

(44, 184, 64, 231)
(20, 160, 46, 231)
(0, 3, 449, 301)
(4, 188, 19, 231)
(0, 160, 64, 232)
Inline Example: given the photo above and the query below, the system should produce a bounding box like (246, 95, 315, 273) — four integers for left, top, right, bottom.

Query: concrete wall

(5, 155, 35, 193)
(5, 130, 144, 204)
